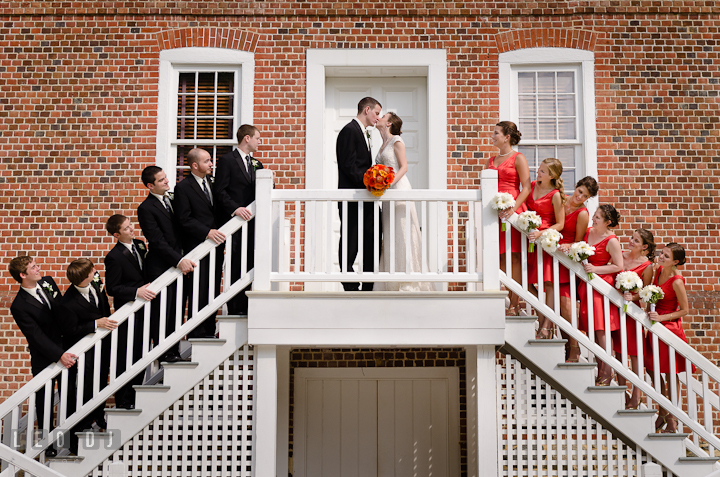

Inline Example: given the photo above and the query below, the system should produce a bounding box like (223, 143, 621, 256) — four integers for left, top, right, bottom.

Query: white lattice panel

(90, 346, 255, 477)
(497, 355, 678, 477)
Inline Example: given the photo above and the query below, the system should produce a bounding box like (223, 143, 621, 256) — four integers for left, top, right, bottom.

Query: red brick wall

(1, 4, 718, 400)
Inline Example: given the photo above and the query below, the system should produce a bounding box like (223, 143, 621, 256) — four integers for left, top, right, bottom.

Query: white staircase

(47, 316, 248, 476)
(504, 314, 719, 477)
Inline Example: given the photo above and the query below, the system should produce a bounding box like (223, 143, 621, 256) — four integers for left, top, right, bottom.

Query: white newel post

(481, 169, 499, 291)
(255, 170, 274, 291)
(475, 345, 499, 477)
(255, 345, 278, 477)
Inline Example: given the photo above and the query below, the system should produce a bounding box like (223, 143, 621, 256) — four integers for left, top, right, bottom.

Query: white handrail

(501, 212, 720, 454)
(0, 207, 255, 467)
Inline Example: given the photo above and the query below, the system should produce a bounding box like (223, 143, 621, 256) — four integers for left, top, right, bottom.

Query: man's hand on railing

(96, 317, 118, 330)
(177, 258, 196, 274)
(137, 284, 157, 301)
(60, 352, 77, 369)
(233, 206, 253, 221)
(206, 229, 226, 244)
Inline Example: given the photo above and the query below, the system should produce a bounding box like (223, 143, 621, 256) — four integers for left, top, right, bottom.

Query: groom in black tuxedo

(336, 96, 382, 291)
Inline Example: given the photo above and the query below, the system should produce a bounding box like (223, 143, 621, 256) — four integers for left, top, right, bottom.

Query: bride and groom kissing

(336, 97, 431, 293)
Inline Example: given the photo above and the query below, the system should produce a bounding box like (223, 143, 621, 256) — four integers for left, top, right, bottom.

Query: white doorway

(294, 368, 461, 477)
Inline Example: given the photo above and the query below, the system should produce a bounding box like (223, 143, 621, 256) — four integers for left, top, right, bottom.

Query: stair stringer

(48, 316, 248, 477)
(503, 316, 717, 477)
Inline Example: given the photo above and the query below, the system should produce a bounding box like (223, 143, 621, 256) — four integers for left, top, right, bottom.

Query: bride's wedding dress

(375, 135, 433, 292)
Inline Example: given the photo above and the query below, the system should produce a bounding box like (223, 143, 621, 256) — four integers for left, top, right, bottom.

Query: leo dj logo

(23, 430, 123, 452)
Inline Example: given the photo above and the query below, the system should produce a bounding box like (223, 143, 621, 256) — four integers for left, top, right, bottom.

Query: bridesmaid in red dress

(644, 243, 692, 433)
(613, 229, 655, 409)
(578, 205, 624, 385)
(525, 158, 565, 338)
(556, 177, 598, 361)
(487, 121, 531, 315)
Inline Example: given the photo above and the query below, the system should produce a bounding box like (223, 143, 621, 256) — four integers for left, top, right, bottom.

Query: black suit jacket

(174, 174, 224, 252)
(9, 276, 64, 371)
(137, 193, 184, 281)
(59, 281, 111, 349)
(214, 149, 262, 218)
(104, 239, 147, 310)
(336, 119, 372, 189)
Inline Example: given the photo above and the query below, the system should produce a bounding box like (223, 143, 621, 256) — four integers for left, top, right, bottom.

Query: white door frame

(305, 49, 448, 190)
(294, 367, 461, 477)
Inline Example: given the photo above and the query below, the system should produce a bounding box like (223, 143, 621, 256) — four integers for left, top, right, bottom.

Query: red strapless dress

(612, 260, 651, 357)
(558, 205, 588, 298)
(578, 229, 620, 333)
(526, 182, 559, 284)
(488, 153, 527, 255)
(644, 268, 694, 374)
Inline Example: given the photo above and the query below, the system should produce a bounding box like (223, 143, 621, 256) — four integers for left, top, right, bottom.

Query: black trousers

(227, 220, 254, 315)
(186, 244, 224, 338)
(150, 280, 181, 357)
(113, 311, 145, 408)
(338, 200, 379, 291)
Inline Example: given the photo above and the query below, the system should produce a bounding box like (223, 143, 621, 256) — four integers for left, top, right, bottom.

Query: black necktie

(36, 287, 50, 309)
(243, 155, 250, 172)
(202, 179, 213, 205)
(88, 288, 98, 308)
(131, 244, 142, 269)
(163, 195, 173, 213)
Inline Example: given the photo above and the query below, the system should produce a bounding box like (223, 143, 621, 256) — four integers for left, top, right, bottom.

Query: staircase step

(161, 361, 199, 368)
(527, 338, 567, 345)
(48, 455, 84, 463)
(556, 362, 597, 369)
(647, 432, 691, 440)
(505, 316, 538, 322)
(133, 385, 171, 392)
(48, 455, 84, 473)
(587, 385, 627, 393)
(188, 338, 227, 345)
(216, 314, 246, 320)
(679, 456, 720, 463)
(617, 408, 657, 416)
(76, 432, 119, 454)
(105, 408, 142, 417)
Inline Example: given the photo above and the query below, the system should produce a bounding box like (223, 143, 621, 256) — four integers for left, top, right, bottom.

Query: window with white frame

(499, 48, 597, 190)
(156, 48, 254, 186)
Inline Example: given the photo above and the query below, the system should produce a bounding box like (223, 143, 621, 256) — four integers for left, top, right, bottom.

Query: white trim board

(305, 48, 448, 190)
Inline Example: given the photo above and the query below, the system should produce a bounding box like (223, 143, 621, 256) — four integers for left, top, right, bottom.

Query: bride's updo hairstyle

(496, 121, 522, 146)
(387, 112, 403, 135)
(598, 204, 621, 228)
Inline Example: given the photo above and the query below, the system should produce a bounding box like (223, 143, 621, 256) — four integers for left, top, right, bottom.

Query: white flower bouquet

(615, 270, 643, 312)
(490, 192, 516, 232)
(567, 241, 596, 279)
(538, 229, 563, 253)
(517, 211, 542, 252)
(639, 284, 664, 321)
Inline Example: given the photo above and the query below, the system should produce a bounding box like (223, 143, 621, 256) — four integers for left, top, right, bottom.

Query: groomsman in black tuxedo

(104, 214, 156, 409)
(215, 124, 264, 315)
(60, 259, 116, 451)
(8, 255, 77, 456)
(336, 96, 383, 291)
(138, 166, 196, 362)
(174, 148, 226, 338)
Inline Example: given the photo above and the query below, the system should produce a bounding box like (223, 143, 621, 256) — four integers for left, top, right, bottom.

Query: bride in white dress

(374, 112, 433, 292)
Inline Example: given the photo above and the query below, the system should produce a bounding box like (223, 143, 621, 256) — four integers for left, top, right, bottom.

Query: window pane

(177, 95, 196, 117)
(198, 73, 215, 92)
(217, 94, 233, 117)
(557, 95, 575, 116)
(538, 118, 557, 140)
(562, 170, 576, 189)
(519, 119, 536, 140)
(216, 117, 234, 140)
(558, 118, 576, 140)
(537, 97, 556, 117)
(537, 72, 555, 93)
(179, 73, 195, 93)
(537, 146, 555, 163)
(196, 117, 215, 139)
(217, 72, 234, 93)
(518, 97, 536, 116)
(557, 72, 574, 93)
(556, 146, 575, 166)
(518, 72, 536, 93)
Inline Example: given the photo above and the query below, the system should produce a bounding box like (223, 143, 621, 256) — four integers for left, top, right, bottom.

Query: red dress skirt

(578, 229, 620, 333)
(488, 153, 527, 255)
(612, 260, 651, 357)
(644, 268, 694, 374)
(558, 206, 587, 299)
(526, 183, 560, 284)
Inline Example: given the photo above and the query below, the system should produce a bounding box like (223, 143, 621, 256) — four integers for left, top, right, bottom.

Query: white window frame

(156, 47, 255, 186)
(499, 47, 597, 210)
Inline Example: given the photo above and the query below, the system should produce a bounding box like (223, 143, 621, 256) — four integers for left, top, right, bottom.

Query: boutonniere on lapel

(366, 128, 373, 150)
(166, 191, 174, 201)
(250, 158, 263, 170)
(136, 242, 147, 258)
(40, 280, 57, 299)
(93, 271, 104, 292)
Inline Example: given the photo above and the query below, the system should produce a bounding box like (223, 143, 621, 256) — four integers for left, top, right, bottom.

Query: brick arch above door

(495, 28, 599, 53)
(155, 27, 261, 53)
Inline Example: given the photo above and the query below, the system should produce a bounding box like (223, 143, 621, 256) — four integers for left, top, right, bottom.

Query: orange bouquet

(363, 164, 395, 197)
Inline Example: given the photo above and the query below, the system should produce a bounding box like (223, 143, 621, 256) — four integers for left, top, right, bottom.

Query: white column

(475, 345, 498, 477)
(255, 344, 278, 477)
(254, 169, 274, 291)
(481, 169, 499, 291)
(465, 346, 479, 477)
(276, 346, 291, 476)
